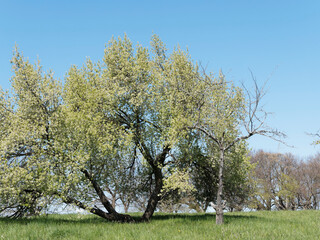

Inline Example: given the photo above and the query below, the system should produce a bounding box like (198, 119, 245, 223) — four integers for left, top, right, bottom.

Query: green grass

(0, 210, 319, 239)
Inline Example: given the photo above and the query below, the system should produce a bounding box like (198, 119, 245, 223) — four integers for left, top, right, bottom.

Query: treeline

(250, 150, 320, 211)
(155, 150, 320, 213)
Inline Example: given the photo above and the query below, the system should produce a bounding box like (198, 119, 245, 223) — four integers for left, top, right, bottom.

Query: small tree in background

(177, 72, 283, 224)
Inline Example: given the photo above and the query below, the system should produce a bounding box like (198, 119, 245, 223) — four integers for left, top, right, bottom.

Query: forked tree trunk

(81, 169, 135, 222)
(141, 166, 163, 221)
(122, 199, 130, 213)
(74, 145, 169, 223)
(140, 145, 169, 222)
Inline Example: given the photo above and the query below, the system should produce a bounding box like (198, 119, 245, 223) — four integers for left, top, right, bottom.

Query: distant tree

(249, 151, 278, 210)
(296, 154, 320, 209)
(250, 150, 301, 211)
(173, 133, 253, 213)
(276, 153, 299, 210)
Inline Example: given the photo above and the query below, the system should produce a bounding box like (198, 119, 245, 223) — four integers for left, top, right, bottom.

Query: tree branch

(81, 169, 117, 214)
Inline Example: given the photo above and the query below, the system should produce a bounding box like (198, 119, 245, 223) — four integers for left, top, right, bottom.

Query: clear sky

(1, 0, 320, 159)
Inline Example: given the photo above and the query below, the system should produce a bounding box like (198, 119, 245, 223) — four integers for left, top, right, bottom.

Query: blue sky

(0, 0, 319, 158)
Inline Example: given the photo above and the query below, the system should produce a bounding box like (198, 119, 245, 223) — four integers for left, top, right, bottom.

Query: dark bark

(140, 145, 170, 222)
(81, 169, 134, 222)
(63, 196, 133, 222)
(82, 169, 117, 214)
(312, 194, 318, 210)
(141, 166, 163, 221)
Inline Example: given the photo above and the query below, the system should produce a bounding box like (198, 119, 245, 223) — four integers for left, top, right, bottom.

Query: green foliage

(277, 173, 299, 203)
(248, 151, 319, 211)
(0, 49, 62, 216)
(0, 35, 255, 221)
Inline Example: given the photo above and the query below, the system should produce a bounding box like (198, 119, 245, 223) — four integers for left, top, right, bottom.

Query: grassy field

(0, 210, 319, 239)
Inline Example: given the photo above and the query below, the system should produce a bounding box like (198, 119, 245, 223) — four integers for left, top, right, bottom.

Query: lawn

(0, 210, 319, 239)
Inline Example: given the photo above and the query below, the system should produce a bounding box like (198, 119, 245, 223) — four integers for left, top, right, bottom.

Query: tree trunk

(312, 195, 317, 210)
(139, 145, 169, 222)
(141, 166, 163, 221)
(112, 199, 116, 209)
(123, 202, 129, 213)
(63, 196, 134, 222)
(285, 197, 289, 210)
(267, 199, 272, 210)
(81, 169, 134, 222)
(215, 149, 225, 225)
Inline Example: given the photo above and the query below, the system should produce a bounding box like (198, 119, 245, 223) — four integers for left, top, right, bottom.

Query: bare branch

(188, 125, 221, 147)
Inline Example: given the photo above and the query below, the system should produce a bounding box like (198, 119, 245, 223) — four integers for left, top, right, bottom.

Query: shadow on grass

(0, 215, 109, 225)
(152, 213, 259, 224)
(0, 213, 259, 225)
